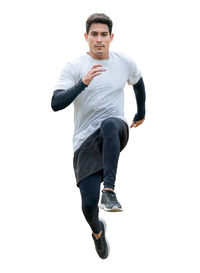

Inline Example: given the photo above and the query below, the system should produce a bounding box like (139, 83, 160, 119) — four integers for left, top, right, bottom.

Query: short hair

(86, 13, 113, 35)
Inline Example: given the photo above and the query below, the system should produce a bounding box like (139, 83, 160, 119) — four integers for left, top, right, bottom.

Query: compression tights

(78, 117, 125, 234)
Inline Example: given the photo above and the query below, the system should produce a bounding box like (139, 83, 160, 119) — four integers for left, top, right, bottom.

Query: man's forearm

(51, 79, 87, 111)
(133, 77, 146, 122)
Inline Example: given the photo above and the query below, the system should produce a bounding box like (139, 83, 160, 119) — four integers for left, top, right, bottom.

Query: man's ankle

(93, 230, 102, 240)
(103, 187, 114, 192)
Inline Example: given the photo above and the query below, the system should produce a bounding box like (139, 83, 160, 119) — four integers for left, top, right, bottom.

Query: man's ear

(110, 33, 114, 42)
(84, 32, 88, 41)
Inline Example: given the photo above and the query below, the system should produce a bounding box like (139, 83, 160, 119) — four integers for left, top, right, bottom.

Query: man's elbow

(51, 94, 60, 111)
(51, 103, 58, 111)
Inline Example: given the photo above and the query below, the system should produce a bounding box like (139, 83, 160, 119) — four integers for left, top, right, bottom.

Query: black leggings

(79, 170, 103, 234)
(78, 117, 128, 234)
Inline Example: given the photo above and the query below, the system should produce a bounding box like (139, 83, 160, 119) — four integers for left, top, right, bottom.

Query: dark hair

(86, 13, 113, 34)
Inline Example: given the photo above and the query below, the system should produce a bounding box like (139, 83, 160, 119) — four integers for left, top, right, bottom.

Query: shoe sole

(99, 218, 110, 258)
(99, 203, 123, 212)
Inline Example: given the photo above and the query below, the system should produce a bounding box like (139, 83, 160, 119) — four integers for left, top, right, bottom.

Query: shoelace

(104, 191, 117, 202)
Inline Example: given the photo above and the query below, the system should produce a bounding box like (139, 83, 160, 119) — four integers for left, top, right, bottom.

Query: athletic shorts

(73, 118, 129, 186)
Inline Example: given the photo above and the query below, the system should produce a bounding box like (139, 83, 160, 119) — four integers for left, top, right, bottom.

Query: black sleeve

(132, 77, 146, 122)
(51, 79, 88, 111)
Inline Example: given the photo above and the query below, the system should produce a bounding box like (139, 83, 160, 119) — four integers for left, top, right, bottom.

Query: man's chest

(79, 63, 128, 92)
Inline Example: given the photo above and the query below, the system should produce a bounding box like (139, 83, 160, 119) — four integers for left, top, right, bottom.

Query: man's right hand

(82, 64, 106, 86)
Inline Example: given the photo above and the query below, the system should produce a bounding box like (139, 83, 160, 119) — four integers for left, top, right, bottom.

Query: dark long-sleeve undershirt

(132, 77, 146, 122)
(51, 77, 146, 122)
(51, 79, 88, 111)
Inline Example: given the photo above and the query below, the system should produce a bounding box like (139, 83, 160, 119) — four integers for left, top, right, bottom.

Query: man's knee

(100, 118, 118, 135)
(82, 197, 98, 213)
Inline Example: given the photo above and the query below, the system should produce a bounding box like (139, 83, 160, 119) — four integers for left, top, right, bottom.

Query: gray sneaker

(99, 190, 123, 212)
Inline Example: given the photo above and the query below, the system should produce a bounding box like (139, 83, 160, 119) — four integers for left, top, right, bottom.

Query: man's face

(84, 23, 114, 59)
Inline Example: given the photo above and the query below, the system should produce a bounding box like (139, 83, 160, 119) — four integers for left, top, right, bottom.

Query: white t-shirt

(54, 51, 141, 152)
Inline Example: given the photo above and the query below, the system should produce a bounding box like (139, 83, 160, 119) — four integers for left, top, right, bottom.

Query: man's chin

(90, 49, 108, 59)
(95, 51, 104, 55)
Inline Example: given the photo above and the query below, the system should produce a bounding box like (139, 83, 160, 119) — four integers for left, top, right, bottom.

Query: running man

(51, 13, 146, 259)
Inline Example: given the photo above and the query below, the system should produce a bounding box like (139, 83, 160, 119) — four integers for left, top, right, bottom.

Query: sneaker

(99, 190, 123, 212)
(92, 219, 110, 259)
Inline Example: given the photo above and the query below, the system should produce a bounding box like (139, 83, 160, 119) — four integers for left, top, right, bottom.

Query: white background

(1, 0, 200, 272)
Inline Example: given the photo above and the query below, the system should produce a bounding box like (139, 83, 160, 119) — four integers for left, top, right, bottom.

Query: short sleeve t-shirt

(54, 51, 141, 152)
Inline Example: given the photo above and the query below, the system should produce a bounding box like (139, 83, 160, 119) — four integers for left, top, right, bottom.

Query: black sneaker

(92, 219, 110, 259)
(99, 190, 123, 212)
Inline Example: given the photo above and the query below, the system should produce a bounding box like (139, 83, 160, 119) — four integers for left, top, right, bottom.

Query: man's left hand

(130, 118, 145, 128)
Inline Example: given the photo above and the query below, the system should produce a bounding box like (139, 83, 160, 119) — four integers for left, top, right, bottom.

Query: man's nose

(96, 35, 103, 42)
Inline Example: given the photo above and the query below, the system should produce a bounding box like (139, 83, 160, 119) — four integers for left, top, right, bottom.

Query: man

(51, 13, 146, 259)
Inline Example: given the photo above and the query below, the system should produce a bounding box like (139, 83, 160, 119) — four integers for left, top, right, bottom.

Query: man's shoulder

(111, 51, 134, 63)
(110, 51, 137, 72)
(61, 53, 88, 74)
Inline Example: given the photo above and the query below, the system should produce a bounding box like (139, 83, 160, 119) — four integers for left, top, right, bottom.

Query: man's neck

(87, 51, 109, 60)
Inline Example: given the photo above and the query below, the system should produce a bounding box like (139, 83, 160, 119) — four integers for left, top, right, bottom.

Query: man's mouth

(95, 45, 104, 48)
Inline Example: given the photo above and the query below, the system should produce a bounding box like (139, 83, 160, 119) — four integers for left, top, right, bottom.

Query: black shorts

(73, 118, 129, 186)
